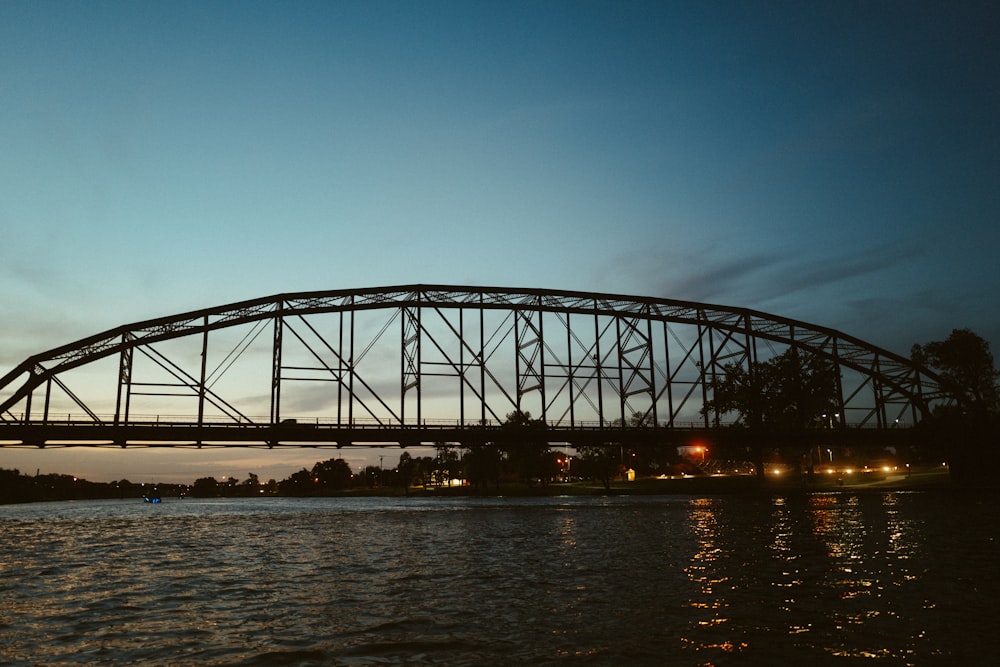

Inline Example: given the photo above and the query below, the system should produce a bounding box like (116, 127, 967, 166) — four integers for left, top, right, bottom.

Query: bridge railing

(1, 412, 897, 430)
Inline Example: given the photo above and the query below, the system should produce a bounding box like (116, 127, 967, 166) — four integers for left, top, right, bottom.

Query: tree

(240, 472, 261, 496)
(461, 443, 502, 492)
(279, 468, 315, 496)
(0, 467, 34, 503)
(396, 451, 417, 493)
(414, 456, 436, 487)
(912, 328, 1000, 416)
(192, 476, 219, 497)
(501, 411, 550, 485)
(912, 329, 999, 482)
(311, 458, 353, 491)
(702, 348, 840, 476)
(116, 479, 136, 499)
(575, 444, 618, 490)
(704, 349, 839, 431)
(433, 444, 460, 487)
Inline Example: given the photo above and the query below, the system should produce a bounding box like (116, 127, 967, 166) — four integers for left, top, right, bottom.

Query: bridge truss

(0, 285, 944, 448)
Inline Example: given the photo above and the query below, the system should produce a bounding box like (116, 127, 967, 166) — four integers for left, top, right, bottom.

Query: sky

(2, 0, 998, 483)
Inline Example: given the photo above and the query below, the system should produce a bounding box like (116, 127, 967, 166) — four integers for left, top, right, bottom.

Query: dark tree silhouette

(575, 444, 618, 490)
(912, 329, 999, 482)
(912, 328, 999, 416)
(192, 476, 220, 497)
(501, 411, 550, 485)
(702, 348, 840, 476)
(704, 349, 839, 430)
(311, 458, 353, 490)
(461, 443, 502, 491)
(396, 451, 417, 493)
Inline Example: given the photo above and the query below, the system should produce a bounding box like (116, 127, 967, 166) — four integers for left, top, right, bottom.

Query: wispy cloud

(609, 235, 929, 309)
(754, 241, 926, 305)
(600, 244, 780, 304)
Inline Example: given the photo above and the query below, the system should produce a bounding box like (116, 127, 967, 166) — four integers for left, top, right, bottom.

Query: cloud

(600, 243, 781, 304)
(756, 242, 925, 305)
(662, 253, 783, 304)
(610, 234, 929, 310)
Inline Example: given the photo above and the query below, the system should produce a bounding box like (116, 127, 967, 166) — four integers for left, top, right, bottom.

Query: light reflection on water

(1, 493, 998, 665)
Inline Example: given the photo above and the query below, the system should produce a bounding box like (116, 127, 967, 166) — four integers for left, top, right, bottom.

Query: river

(1, 491, 997, 665)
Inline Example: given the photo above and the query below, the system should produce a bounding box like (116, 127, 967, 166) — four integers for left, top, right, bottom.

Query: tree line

(0, 471, 191, 504)
(0, 407, 689, 504)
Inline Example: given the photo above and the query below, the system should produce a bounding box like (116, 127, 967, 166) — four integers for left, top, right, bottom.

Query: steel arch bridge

(0, 285, 944, 449)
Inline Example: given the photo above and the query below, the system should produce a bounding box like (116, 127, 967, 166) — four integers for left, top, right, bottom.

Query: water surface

(2, 493, 997, 665)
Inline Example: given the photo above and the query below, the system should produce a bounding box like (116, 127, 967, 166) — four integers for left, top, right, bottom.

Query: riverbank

(402, 466, 958, 498)
(0, 467, 966, 505)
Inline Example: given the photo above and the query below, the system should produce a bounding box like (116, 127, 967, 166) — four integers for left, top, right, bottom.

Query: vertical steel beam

(349, 303, 355, 425)
(401, 307, 412, 424)
(23, 374, 33, 423)
(197, 317, 209, 428)
(594, 308, 603, 426)
(22, 377, 33, 423)
(459, 307, 465, 426)
(514, 309, 522, 414)
(337, 309, 344, 426)
(663, 320, 673, 427)
(646, 316, 657, 426)
(514, 310, 523, 414)
(415, 295, 422, 425)
(115, 333, 132, 425)
(742, 311, 753, 368)
(615, 315, 625, 426)
(270, 304, 283, 425)
(479, 299, 486, 424)
(567, 312, 575, 428)
(539, 306, 546, 423)
(708, 321, 718, 426)
(697, 319, 709, 428)
(42, 378, 51, 424)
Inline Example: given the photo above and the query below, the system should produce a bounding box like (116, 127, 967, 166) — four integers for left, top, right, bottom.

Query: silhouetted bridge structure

(0, 285, 944, 450)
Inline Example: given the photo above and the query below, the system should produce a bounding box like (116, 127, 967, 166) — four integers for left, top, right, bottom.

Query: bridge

(0, 285, 945, 450)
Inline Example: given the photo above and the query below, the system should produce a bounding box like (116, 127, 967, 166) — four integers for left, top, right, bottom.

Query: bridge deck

(0, 421, 919, 448)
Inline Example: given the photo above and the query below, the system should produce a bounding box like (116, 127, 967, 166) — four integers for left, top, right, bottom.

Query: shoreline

(307, 467, 974, 499)
(4, 468, 987, 505)
(410, 468, 962, 498)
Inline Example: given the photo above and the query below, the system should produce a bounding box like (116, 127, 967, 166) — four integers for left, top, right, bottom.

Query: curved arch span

(0, 285, 943, 445)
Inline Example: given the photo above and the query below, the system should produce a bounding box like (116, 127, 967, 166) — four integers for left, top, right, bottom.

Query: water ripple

(2, 494, 998, 665)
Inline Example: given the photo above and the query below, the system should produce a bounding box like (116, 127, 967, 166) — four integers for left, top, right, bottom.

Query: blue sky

(2, 1, 998, 482)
